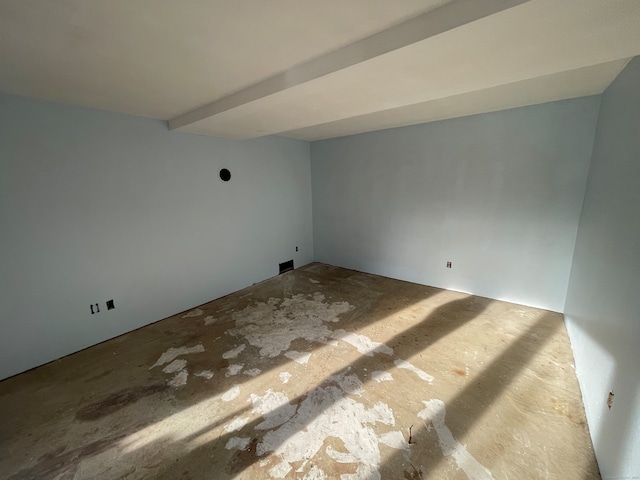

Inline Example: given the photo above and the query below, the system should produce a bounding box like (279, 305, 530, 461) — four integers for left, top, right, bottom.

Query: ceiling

(1, 0, 639, 141)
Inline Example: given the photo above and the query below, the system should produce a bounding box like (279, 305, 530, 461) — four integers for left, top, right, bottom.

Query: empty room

(1, 1, 639, 479)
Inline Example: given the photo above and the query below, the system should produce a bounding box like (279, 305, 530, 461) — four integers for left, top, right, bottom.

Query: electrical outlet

(446, 261, 452, 268)
(106, 299, 115, 310)
(295, 246, 299, 252)
(90, 303, 100, 314)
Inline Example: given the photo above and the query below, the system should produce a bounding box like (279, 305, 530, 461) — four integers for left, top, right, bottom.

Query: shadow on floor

(147, 291, 493, 478)
(1, 264, 594, 479)
(379, 311, 564, 479)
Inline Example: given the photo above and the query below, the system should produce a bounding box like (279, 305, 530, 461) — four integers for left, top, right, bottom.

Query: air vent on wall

(279, 260, 294, 274)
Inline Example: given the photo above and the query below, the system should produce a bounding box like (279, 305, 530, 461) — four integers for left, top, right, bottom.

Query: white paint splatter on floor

(418, 399, 495, 480)
(394, 359, 434, 383)
(182, 308, 203, 318)
(370, 402, 395, 425)
(329, 372, 365, 396)
(214, 290, 480, 478)
(150, 344, 205, 369)
(257, 378, 395, 480)
(222, 344, 246, 359)
(269, 460, 292, 478)
(331, 330, 393, 356)
(226, 364, 244, 376)
(371, 371, 394, 382)
(203, 315, 217, 325)
(162, 359, 187, 374)
(194, 370, 213, 379)
(224, 417, 249, 433)
(228, 294, 352, 358)
(378, 431, 409, 451)
(284, 351, 312, 365)
(302, 465, 327, 479)
(168, 370, 188, 387)
(225, 437, 251, 450)
(222, 384, 241, 402)
(250, 389, 297, 430)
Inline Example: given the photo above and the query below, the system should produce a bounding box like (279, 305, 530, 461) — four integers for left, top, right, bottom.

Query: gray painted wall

(0, 93, 313, 381)
(564, 57, 640, 478)
(311, 97, 600, 312)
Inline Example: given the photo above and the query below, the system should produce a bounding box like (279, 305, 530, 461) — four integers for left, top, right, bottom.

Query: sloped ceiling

(1, 0, 638, 140)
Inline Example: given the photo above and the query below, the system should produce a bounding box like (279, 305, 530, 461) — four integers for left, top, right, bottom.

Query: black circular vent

(219, 168, 231, 182)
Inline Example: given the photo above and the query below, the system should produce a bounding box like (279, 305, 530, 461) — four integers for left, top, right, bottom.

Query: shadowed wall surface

(311, 97, 601, 312)
(0, 92, 313, 380)
(564, 56, 640, 479)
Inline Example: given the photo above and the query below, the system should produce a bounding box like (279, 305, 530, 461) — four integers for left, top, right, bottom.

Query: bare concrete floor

(0, 263, 600, 479)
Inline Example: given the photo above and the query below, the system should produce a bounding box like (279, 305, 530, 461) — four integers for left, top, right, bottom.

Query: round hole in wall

(219, 168, 231, 182)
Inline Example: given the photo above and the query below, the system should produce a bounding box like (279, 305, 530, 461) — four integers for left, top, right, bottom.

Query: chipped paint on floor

(150, 344, 205, 369)
(226, 364, 244, 377)
(371, 371, 394, 382)
(182, 308, 204, 318)
(419, 399, 495, 480)
(194, 370, 213, 379)
(394, 359, 434, 383)
(222, 384, 241, 402)
(0, 264, 600, 480)
(378, 431, 409, 451)
(227, 293, 352, 358)
(330, 329, 394, 356)
(250, 390, 297, 430)
(283, 351, 312, 365)
(168, 369, 188, 387)
(222, 344, 246, 359)
(226, 437, 251, 451)
(162, 359, 187, 374)
(255, 383, 394, 479)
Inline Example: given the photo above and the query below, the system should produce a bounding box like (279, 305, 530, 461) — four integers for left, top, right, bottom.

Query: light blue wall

(311, 97, 600, 312)
(564, 57, 640, 478)
(0, 93, 313, 380)
(4, 70, 639, 474)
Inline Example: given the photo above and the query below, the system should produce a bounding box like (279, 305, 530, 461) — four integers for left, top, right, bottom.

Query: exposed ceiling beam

(281, 59, 631, 141)
(168, 0, 532, 132)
